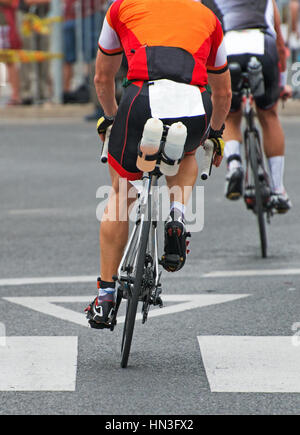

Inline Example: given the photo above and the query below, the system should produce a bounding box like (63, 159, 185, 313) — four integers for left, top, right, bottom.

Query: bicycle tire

(120, 218, 151, 368)
(247, 131, 267, 258)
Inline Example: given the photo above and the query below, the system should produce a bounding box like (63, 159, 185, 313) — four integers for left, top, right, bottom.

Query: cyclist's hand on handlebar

(208, 125, 225, 168)
(97, 115, 115, 142)
(280, 85, 293, 102)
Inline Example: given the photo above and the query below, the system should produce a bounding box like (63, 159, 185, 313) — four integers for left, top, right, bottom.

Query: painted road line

(1, 268, 300, 287)
(198, 336, 300, 393)
(202, 269, 300, 278)
(0, 276, 97, 287)
(0, 336, 78, 391)
(3, 294, 249, 328)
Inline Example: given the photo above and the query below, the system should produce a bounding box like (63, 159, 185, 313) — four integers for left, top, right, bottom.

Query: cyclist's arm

(94, 6, 124, 117)
(273, 0, 287, 73)
(206, 16, 232, 130)
(94, 50, 122, 118)
(207, 70, 232, 130)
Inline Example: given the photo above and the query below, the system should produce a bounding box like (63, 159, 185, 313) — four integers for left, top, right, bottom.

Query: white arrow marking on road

(0, 336, 78, 391)
(3, 294, 249, 328)
(198, 336, 300, 393)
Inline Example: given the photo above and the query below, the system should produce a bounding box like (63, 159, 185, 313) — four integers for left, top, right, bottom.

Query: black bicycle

(100, 124, 214, 368)
(229, 59, 273, 258)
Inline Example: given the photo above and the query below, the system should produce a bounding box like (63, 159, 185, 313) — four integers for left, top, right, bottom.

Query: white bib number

(148, 79, 205, 119)
(225, 29, 265, 56)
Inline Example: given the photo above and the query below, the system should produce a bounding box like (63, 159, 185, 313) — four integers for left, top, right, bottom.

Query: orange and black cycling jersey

(98, 0, 228, 87)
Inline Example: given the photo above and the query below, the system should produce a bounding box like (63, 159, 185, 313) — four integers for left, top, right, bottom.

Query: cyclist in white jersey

(202, 0, 292, 213)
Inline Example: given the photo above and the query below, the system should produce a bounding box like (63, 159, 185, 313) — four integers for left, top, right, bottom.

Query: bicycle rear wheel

(247, 131, 267, 258)
(121, 218, 151, 368)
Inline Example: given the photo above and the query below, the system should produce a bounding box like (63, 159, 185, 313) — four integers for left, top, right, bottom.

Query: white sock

(267, 156, 285, 193)
(170, 201, 186, 220)
(170, 201, 186, 216)
(224, 140, 242, 170)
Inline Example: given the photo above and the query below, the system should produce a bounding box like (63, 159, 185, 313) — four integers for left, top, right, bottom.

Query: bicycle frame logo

(96, 179, 205, 232)
(0, 63, 7, 87)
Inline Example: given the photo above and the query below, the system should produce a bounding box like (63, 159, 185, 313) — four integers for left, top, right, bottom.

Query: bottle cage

(137, 124, 185, 166)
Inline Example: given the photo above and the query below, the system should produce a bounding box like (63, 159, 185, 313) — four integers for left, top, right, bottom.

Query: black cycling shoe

(160, 215, 191, 273)
(85, 292, 116, 329)
(225, 166, 244, 200)
(271, 191, 292, 214)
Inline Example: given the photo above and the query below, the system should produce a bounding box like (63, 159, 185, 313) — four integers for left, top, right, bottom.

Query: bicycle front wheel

(247, 131, 267, 258)
(121, 218, 151, 368)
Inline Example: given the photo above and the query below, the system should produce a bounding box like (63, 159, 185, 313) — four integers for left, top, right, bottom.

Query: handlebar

(100, 126, 112, 163)
(200, 139, 214, 180)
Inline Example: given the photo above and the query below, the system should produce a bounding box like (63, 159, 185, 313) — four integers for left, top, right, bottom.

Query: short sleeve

(206, 18, 228, 73)
(98, 6, 123, 55)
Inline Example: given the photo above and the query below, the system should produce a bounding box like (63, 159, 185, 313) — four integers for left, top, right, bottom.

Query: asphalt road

(0, 117, 299, 415)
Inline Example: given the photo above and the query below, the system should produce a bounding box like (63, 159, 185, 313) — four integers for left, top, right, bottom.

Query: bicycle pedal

(88, 319, 112, 330)
(156, 297, 163, 308)
(160, 254, 183, 272)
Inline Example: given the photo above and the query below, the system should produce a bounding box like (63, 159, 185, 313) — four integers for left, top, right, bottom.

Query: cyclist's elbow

(94, 72, 112, 88)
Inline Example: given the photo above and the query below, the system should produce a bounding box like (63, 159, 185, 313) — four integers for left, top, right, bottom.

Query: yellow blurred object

(21, 14, 62, 37)
(0, 49, 63, 63)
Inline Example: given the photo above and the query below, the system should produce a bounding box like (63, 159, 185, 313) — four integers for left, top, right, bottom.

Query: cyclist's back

(204, 0, 275, 36)
(100, 0, 227, 86)
(203, 0, 279, 111)
(98, 0, 228, 180)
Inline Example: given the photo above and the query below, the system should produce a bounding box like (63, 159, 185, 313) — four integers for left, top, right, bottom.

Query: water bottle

(247, 56, 265, 97)
(159, 122, 187, 176)
(136, 118, 163, 172)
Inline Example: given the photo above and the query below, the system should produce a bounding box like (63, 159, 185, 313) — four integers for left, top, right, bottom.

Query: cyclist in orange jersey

(85, 0, 232, 328)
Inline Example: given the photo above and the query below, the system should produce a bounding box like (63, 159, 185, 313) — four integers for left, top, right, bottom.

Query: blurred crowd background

(0, 0, 299, 121)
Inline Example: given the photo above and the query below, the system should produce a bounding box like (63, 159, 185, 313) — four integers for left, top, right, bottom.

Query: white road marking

(203, 269, 300, 278)
(3, 294, 249, 328)
(0, 276, 97, 286)
(198, 336, 300, 393)
(1, 268, 300, 287)
(0, 336, 78, 391)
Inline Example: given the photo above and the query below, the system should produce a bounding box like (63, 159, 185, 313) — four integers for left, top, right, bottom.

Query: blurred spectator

(0, 0, 22, 105)
(63, 0, 76, 94)
(19, 0, 51, 104)
(63, 0, 106, 107)
(289, 0, 300, 61)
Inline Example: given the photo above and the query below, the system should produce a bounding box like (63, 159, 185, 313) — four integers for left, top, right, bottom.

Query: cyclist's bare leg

(256, 103, 290, 207)
(161, 153, 198, 272)
(100, 166, 137, 282)
(222, 110, 244, 199)
(223, 109, 243, 144)
(256, 103, 285, 158)
(165, 153, 198, 206)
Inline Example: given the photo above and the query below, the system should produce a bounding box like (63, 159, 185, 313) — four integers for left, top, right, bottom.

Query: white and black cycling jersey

(202, 0, 276, 38)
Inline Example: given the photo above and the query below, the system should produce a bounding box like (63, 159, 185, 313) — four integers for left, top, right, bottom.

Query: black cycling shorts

(228, 33, 280, 112)
(107, 81, 212, 180)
